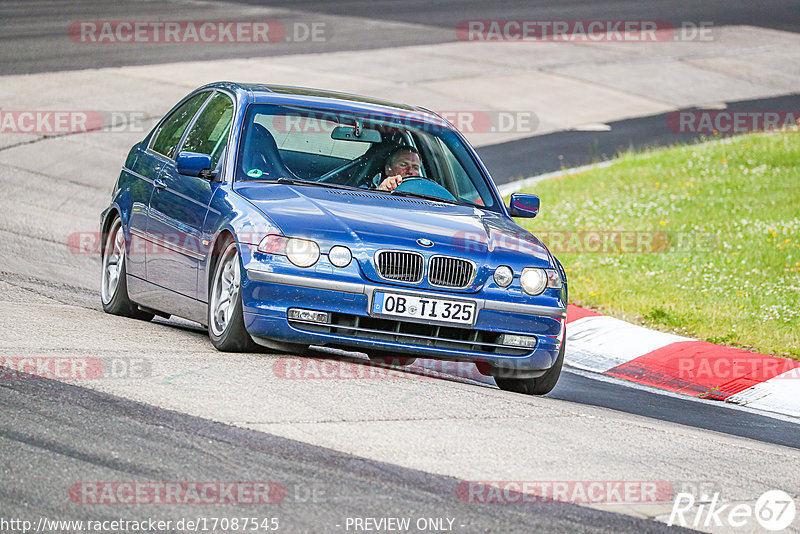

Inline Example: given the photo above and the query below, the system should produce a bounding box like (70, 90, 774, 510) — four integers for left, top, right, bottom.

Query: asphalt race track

(2, 372, 693, 534)
(4, 0, 799, 74)
(1, 1, 799, 533)
(478, 93, 800, 183)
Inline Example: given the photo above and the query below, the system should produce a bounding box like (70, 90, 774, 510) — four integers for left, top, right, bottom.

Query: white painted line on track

(564, 366, 800, 426)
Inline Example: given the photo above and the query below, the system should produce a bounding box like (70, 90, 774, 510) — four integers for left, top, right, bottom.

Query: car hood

(235, 183, 552, 286)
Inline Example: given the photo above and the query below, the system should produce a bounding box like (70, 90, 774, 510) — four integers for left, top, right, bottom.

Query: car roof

(248, 83, 420, 110)
(200, 81, 445, 124)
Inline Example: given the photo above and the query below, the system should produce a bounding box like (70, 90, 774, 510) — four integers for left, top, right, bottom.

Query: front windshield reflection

(236, 105, 497, 210)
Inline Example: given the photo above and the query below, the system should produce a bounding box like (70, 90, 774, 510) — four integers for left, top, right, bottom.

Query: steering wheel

(392, 176, 457, 201)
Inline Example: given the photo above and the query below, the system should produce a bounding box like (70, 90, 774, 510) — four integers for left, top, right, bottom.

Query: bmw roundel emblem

(417, 238, 434, 247)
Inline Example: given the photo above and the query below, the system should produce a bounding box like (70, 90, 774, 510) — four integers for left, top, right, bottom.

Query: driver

(376, 146, 422, 192)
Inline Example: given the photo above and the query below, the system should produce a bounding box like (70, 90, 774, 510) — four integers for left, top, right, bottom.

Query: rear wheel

(493, 338, 565, 395)
(208, 239, 258, 352)
(100, 216, 154, 321)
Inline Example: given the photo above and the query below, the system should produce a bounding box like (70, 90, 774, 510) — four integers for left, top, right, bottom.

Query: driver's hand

(377, 175, 403, 192)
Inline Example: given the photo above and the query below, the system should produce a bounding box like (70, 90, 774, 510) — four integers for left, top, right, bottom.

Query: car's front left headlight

(285, 238, 320, 267)
(257, 234, 320, 268)
(520, 267, 562, 295)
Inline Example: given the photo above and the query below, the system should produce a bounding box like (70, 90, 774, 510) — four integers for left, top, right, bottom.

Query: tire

(494, 337, 565, 396)
(368, 351, 416, 367)
(100, 216, 154, 321)
(208, 239, 258, 352)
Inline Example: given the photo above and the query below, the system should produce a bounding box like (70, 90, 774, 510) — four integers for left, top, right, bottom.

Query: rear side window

(181, 92, 234, 167)
(151, 91, 210, 159)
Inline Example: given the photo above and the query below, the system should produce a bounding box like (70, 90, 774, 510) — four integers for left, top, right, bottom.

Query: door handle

(154, 178, 167, 189)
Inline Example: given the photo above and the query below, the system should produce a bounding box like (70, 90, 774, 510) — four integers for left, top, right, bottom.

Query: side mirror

(508, 194, 539, 218)
(176, 151, 214, 179)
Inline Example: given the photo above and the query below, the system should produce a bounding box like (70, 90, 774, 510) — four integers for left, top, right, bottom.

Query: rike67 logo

(668, 489, 796, 531)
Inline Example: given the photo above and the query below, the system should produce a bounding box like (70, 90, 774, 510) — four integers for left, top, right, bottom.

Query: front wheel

(493, 338, 565, 395)
(208, 240, 258, 352)
(100, 216, 153, 321)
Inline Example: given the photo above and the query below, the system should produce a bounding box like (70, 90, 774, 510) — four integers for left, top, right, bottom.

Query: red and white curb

(565, 305, 800, 419)
(411, 305, 799, 419)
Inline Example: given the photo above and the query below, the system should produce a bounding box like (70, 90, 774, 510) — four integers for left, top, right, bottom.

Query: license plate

(372, 291, 476, 325)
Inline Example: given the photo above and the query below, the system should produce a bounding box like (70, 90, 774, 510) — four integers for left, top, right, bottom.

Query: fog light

(499, 334, 537, 348)
(288, 308, 329, 324)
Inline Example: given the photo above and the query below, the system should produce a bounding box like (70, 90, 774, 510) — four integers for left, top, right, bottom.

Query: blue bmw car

(101, 82, 568, 395)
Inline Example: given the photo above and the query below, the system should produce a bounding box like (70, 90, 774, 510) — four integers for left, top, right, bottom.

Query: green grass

(518, 132, 800, 359)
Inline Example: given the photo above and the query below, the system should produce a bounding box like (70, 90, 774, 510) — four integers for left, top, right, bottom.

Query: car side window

(181, 92, 234, 167)
(435, 137, 493, 207)
(151, 91, 211, 159)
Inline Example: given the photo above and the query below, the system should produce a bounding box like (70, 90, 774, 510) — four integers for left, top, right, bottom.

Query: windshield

(235, 104, 498, 210)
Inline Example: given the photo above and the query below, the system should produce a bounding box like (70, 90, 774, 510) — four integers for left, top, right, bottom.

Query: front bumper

(240, 252, 566, 373)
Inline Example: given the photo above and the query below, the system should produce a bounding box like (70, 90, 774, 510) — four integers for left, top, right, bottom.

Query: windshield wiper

(388, 190, 469, 206)
(274, 177, 359, 191)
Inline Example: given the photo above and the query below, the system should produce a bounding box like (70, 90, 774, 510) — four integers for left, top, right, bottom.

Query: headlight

(328, 246, 352, 268)
(285, 238, 320, 267)
(520, 268, 548, 295)
(545, 269, 562, 289)
(257, 235, 320, 268)
(520, 268, 561, 295)
(257, 234, 286, 254)
(494, 265, 513, 287)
